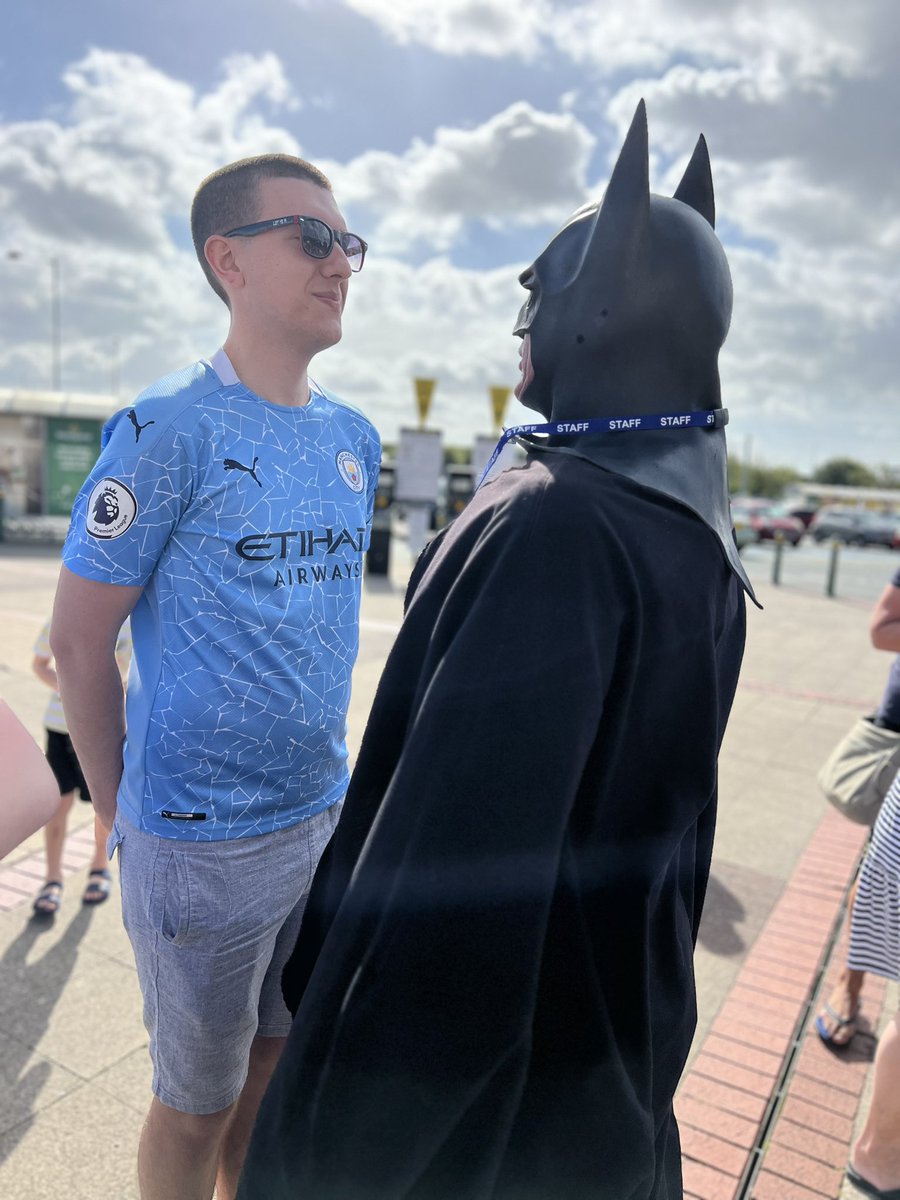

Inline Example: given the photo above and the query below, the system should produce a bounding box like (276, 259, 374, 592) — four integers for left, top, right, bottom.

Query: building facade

(0, 389, 117, 518)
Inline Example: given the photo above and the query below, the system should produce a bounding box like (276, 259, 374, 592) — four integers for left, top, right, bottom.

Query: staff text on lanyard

(477, 408, 729, 488)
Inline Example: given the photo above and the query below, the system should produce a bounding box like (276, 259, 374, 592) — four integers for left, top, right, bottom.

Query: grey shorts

(114, 802, 341, 1115)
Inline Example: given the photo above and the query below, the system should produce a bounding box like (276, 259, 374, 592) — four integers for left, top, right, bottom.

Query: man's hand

(50, 567, 142, 831)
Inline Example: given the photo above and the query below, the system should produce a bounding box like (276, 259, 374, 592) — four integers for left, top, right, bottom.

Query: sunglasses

(223, 215, 367, 272)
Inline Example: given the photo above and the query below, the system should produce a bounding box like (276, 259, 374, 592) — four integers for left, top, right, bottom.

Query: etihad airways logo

(235, 526, 366, 561)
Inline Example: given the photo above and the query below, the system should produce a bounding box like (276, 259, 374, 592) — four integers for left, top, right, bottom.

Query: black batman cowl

(512, 100, 756, 604)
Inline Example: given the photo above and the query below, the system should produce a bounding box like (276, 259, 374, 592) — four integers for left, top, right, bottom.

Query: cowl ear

(576, 99, 650, 284)
(673, 134, 715, 228)
(602, 98, 650, 227)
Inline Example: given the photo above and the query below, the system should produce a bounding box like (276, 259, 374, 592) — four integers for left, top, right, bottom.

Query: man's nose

(325, 244, 353, 280)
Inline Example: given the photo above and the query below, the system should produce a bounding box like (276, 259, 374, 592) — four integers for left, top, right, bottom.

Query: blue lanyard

(477, 408, 729, 488)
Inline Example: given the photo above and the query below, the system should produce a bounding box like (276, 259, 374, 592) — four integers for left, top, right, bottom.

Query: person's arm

(870, 583, 900, 652)
(50, 567, 142, 830)
(31, 653, 58, 692)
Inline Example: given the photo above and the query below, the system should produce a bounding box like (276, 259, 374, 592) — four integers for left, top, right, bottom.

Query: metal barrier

(766, 534, 842, 597)
(826, 539, 840, 597)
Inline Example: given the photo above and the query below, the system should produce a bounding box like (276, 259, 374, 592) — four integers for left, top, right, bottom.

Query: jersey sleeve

(62, 405, 196, 588)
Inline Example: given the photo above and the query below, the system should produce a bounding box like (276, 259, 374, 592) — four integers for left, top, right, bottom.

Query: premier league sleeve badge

(85, 477, 139, 539)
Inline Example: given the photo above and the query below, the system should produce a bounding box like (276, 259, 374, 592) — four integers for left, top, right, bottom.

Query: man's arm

(50, 566, 142, 830)
(870, 582, 900, 652)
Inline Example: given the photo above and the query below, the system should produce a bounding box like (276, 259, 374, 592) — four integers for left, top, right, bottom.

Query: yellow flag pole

(489, 385, 511, 434)
(413, 378, 437, 430)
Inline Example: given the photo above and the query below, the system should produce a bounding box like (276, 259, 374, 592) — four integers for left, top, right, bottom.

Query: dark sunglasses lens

(340, 234, 365, 272)
(300, 219, 333, 259)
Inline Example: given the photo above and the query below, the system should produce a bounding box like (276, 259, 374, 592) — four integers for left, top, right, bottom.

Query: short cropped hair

(191, 154, 333, 305)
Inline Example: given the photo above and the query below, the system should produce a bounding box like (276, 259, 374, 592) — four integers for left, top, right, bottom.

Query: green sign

(45, 417, 102, 516)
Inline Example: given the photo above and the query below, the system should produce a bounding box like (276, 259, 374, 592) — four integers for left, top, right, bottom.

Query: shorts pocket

(149, 850, 190, 947)
(149, 846, 231, 953)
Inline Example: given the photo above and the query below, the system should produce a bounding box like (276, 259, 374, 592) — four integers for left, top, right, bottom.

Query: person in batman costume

(237, 101, 755, 1200)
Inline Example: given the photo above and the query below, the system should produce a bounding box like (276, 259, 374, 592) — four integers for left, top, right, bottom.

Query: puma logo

(223, 456, 263, 488)
(127, 409, 156, 443)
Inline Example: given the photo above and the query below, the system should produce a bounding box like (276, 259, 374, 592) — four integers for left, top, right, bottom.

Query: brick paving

(750, 938, 886, 1199)
(0, 824, 96, 912)
(678, 806, 876, 1200)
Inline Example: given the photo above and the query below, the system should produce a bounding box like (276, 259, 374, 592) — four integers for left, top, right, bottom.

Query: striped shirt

(869, 771, 900, 876)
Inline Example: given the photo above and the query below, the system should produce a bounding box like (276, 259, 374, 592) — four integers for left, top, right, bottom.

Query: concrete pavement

(0, 535, 896, 1199)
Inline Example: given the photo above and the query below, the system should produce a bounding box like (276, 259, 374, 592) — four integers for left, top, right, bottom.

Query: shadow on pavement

(820, 1012, 878, 1065)
(697, 873, 747, 956)
(0, 905, 95, 1163)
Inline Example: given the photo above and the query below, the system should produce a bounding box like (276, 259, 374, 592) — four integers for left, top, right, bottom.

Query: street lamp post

(6, 250, 62, 391)
(50, 257, 61, 392)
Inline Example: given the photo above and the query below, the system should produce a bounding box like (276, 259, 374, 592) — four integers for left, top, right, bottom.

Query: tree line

(730, 457, 899, 499)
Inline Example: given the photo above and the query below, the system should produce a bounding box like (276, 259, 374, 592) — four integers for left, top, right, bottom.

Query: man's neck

(222, 331, 312, 408)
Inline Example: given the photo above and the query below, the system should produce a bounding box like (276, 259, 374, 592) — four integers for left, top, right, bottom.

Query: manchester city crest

(336, 450, 365, 494)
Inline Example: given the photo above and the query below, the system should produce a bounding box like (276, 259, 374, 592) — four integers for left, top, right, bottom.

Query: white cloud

(0, 48, 302, 251)
(2, 13, 899, 471)
(551, 0, 868, 82)
(319, 255, 528, 439)
(341, 0, 550, 59)
(340, 0, 883, 85)
(328, 102, 594, 253)
(0, 47, 532, 443)
(0, 49, 306, 393)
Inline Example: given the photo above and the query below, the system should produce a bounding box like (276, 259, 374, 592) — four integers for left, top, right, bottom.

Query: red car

(731, 501, 805, 546)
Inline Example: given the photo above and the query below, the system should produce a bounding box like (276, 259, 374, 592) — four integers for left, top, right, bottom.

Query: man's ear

(204, 235, 244, 296)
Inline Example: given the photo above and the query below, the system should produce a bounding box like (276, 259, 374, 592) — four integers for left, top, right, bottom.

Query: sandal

(82, 868, 112, 906)
(815, 1000, 859, 1048)
(32, 880, 63, 916)
(846, 1162, 900, 1199)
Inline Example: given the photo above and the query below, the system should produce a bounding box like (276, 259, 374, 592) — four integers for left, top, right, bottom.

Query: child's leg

(33, 791, 75, 913)
(43, 790, 75, 882)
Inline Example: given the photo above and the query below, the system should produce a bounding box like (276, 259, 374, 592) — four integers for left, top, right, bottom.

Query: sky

(0, 0, 898, 474)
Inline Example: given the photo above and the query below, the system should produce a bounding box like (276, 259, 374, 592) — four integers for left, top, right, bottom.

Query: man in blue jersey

(50, 154, 380, 1200)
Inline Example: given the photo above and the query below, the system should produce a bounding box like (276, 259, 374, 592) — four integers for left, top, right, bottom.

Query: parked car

(785, 505, 818, 529)
(731, 500, 805, 546)
(809, 508, 900, 548)
(730, 505, 760, 550)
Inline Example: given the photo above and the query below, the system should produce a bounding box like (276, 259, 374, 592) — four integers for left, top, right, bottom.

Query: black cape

(238, 450, 746, 1200)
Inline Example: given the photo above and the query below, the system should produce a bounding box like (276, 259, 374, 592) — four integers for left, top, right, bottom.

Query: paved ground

(0, 533, 895, 1198)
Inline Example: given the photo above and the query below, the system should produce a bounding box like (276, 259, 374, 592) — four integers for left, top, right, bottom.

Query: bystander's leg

(817, 878, 865, 1046)
(32, 790, 74, 914)
(850, 1012, 900, 1192)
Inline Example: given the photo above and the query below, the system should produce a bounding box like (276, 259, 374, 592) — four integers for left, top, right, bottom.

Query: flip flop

(815, 1000, 859, 1048)
(32, 880, 63, 916)
(847, 1162, 900, 1199)
(82, 868, 111, 906)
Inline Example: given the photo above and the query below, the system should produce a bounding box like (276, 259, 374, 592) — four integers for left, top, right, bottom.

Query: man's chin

(516, 382, 550, 420)
(313, 325, 343, 354)
(514, 374, 532, 405)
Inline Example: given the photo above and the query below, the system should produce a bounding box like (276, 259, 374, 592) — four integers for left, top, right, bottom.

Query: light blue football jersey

(63, 351, 381, 840)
